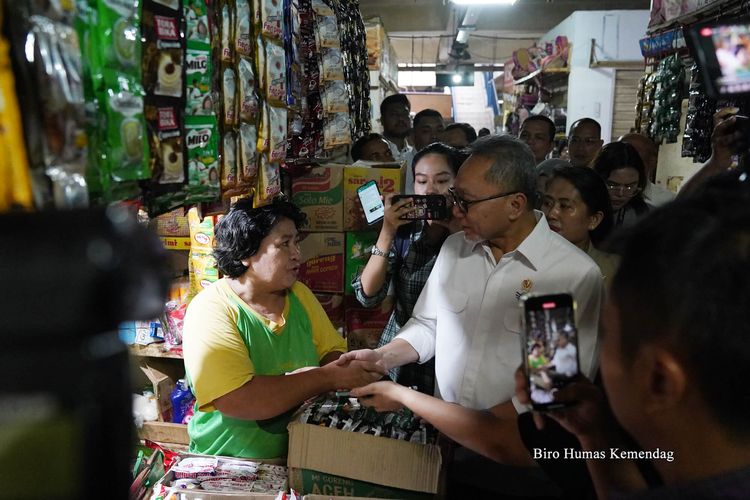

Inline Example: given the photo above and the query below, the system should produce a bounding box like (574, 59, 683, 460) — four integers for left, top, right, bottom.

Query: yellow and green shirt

(182, 279, 346, 459)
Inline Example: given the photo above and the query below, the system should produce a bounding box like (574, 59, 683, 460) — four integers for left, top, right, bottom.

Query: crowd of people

(182, 93, 750, 499)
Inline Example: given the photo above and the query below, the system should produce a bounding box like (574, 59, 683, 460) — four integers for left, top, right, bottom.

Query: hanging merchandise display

(682, 62, 715, 163)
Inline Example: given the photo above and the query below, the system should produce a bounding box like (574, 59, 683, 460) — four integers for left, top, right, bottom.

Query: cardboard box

(132, 358, 183, 422)
(344, 231, 379, 296)
(304, 495, 385, 500)
(344, 295, 393, 350)
(298, 232, 346, 294)
(292, 166, 345, 232)
(314, 292, 344, 330)
(287, 421, 440, 498)
(343, 163, 405, 232)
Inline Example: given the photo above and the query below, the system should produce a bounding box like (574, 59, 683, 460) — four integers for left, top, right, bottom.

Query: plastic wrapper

(323, 112, 350, 149)
(186, 42, 213, 115)
(321, 80, 348, 113)
(98, 0, 141, 73)
(261, 0, 283, 40)
(315, 15, 340, 49)
(185, 115, 220, 202)
(222, 65, 238, 126)
(238, 57, 260, 122)
(145, 103, 185, 183)
(163, 300, 187, 346)
(185, 0, 211, 43)
(257, 103, 269, 152)
(142, 1, 184, 99)
(265, 41, 287, 106)
(103, 74, 150, 182)
(219, 0, 234, 63)
(221, 130, 238, 190)
(255, 155, 280, 206)
(311, 0, 334, 16)
(235, 0, 252, 57)
(188, 208, 219, 300)
(239, 122, 259, 184)
(682, 62, 715, 163)
(268, 105, 287, 162)
(320, 47, 344, 81)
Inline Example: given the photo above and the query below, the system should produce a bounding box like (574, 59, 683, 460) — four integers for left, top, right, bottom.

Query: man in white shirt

(619, 133, 675, 206)
(550, 331, 578, 378)
(343, 135, 603, 495)
(380, 94, 415, 190)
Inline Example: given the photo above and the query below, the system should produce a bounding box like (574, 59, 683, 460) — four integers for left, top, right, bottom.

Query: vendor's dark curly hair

(213, 197, 307, 278)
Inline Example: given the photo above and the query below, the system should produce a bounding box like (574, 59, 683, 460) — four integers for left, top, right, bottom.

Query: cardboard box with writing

(298, 232, 346, 294)
(343, 163, 405, 232)
(288, 421, 440, 499)
(292, 166, 345, 232)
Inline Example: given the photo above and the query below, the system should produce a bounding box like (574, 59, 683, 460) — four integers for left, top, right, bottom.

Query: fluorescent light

(450, 0, 517, 5)
(452, 74, 463, 84)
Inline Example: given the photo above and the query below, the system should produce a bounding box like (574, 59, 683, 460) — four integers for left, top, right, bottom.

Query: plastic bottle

(170, 379, 194, 424)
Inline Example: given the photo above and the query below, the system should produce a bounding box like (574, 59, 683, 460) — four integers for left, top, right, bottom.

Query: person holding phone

(351, 142, 464, 395)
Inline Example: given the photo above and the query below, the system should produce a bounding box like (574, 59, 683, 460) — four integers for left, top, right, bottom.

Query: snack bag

(221, 65, 238, 126)
(143, 0, 185, 99)
(323, 112, 350, 149)
(186, 41, 213, 115)
(185, 114, 220, 201)
(185, 0, 211, 44)
(238, 57, 259, 122)
(264, 41, 286, 106)
(98, 0, 142, 73)
(254, 155, 280, 207)
(221, 130, 237, 191)
(238, 122, 258, 185)
(219, 0, 234, 63)
(321, 80, 348, 113)
(268, 105, 287, 163)
(145, 103, 185, 183)
(320, 47, 344, 81)
(235, 0, 252, 57)
(315, 15, 340, 49)
(261, 0, 283, 40)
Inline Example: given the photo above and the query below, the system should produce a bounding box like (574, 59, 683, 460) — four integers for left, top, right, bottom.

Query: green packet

(185, 0, 211, 44)
(101, 71, 151, 183)
(185, 115, 220, 203)
(97, 0, 142, 75)
(185, 40, 213, 116)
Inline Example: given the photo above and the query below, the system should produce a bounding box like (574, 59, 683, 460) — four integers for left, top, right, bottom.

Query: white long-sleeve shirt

(396, 212, 603, 410)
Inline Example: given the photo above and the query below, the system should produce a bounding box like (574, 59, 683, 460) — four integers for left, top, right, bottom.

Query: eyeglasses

(606, 182, 641, 196)
(568, 137, 601, 146)
(448, 186, 521, 213)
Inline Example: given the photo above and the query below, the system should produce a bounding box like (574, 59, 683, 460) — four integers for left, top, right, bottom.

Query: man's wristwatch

(370, 245, 388, 258)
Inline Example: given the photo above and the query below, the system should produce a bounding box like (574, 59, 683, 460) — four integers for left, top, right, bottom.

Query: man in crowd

(519, 115, 556, 164)
(517, 175, 750, 499)
(342, 135, 603, 497)
(442, 122, 477, 148)
(350, 133, 395, 163)
(412, 109, 445, 152)
(619, 132, 675, 206)
(568, 118, 604, 168)
(380, 93, 414, 164)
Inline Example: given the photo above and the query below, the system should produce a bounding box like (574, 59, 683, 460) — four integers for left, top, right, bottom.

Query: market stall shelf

(130, 343, 184, 359)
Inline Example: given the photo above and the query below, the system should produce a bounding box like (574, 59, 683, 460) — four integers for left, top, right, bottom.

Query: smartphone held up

(520, 293, 580, 411)
(356, 180, 385, 225)
(391, 194, 450, 221)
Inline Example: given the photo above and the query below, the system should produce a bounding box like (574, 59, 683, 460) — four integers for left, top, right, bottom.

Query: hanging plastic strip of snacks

(222, 65, 238, 127)
(219, 0, 235, 64)
(238, 57, 260, 123)
(145, 104, 185, 184)
(143, 0, 185, 99)
(264, 40, 287, 106)
(235, 0, 252, 57)
(268, 106, 288, 163)
(185, 0, 211, 44)
(262, 0, 283, 40)
(221, 129, 238, 193)
(255, 155, 281, 207)
(186, 41, 214, 116)
(238, 122, 259, 186)
(185, 114, 220, 203)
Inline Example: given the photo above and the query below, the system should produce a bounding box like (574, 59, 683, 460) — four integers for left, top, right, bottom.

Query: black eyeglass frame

(448, 186, 522, 213)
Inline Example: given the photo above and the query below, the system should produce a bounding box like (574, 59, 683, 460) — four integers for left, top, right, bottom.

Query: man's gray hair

(467, 134, 538, 206)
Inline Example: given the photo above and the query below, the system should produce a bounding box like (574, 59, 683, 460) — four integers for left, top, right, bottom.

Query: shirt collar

(469, 210, 551, 271)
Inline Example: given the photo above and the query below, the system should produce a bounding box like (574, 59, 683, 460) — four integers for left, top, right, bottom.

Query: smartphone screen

(357, 180, 385, 225)
(521, 293, 580, 410)
(686, 18, 750, 98)
(392, 194, 449, 221)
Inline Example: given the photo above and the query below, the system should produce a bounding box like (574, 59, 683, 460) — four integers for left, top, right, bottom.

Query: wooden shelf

(138, 421, 189, 445)
(129, 343, 184, 359)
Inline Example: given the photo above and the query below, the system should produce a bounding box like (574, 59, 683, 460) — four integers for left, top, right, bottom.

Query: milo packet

(186, 41, 213, 115)
(185, 0, 210, 44)
(185, 115, 220, 202)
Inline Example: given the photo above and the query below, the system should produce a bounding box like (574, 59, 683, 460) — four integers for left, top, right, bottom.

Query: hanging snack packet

(185, 115, 220, 201)
(143, 1, 184, 99)
(235, 0, 252, 57)
(186, 42, 213, 115)
(311, 0, 334, 16)
(145, 104, 185, 183)
(323, 112, 350, 149)
(257, 103, 269, 152)
(254, 155, 280, 207)
(256, 34, 266, 91)
(185, 0, 211, 44)
(320, 47, 344, 81)
(238, 122, 258, 185)
(261, 0, 283, 40)
(268, 105, 287, 163)
(221, 130, 238, 190)
(219, 0, 234, 63)
(238, 57, 259, 122)
(321, 80, 348, 113)
(103, 72, 151, 182)
(98, 0, 141, 74)
(222, 65, 238, 126)
(265, 41, 286, 106)
(315, 16, 340, 49)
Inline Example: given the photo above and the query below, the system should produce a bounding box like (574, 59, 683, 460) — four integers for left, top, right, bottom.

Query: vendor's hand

(325, 359, 384, 390)
(382, 194, 416, 234)
(351, 381, 406, 412)
(335, 348, 388, 375)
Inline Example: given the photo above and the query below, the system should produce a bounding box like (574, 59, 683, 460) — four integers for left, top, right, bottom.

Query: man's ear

(641, 345, 688, 416)
(507, 193, 529, 220)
